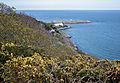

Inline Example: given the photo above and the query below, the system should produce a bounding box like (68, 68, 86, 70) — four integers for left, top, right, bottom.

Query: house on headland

(53, 22, 64, 27)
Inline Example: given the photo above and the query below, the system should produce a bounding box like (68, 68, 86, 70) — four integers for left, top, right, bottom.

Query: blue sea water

(17, 10, 120, 60)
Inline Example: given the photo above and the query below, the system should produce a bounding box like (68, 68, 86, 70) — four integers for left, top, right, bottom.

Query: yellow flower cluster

(0, 43, 120, 83)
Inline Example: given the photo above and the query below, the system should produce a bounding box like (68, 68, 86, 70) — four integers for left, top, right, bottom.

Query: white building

(53, 22, 64, 27)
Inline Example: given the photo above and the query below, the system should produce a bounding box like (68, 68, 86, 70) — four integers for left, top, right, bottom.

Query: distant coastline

(51, 19, 92, 24)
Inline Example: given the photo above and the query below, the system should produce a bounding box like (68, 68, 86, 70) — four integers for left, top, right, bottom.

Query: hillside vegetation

(0, 12, 77, 57)
(0, 3, 120, 83)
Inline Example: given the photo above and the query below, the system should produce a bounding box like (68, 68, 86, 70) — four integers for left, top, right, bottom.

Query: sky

(0, 0, 120, 10)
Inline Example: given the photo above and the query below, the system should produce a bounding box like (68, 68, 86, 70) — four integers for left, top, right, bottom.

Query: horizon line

(17, 9, 120, 11)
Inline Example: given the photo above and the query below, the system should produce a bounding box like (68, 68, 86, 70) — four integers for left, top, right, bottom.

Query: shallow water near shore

(17, 10, 120, 60)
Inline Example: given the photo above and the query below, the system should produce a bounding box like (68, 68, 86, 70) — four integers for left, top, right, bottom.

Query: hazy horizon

(17, 9, 120, 10)
(1, 0, 120, 10)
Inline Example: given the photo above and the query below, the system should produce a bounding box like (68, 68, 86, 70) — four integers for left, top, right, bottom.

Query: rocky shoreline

(48, 20, 101, 57)
(47, 21, 89, 55)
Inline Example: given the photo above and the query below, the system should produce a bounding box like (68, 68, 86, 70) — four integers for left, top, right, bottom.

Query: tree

(0, 3, 16, 14)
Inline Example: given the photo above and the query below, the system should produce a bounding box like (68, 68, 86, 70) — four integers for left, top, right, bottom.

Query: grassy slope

(0, 13, 120, 83)
(0, 13, 77, 57)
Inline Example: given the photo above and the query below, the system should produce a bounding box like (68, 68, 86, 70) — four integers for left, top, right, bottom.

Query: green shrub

(2, 43, 43, 57)
(0, 3, 16, 14)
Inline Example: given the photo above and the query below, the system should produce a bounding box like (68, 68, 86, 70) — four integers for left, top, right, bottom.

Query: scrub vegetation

(0, 3, 120, 83)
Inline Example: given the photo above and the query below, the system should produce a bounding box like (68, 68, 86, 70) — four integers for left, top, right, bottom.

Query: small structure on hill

(53, 22, 64, 27)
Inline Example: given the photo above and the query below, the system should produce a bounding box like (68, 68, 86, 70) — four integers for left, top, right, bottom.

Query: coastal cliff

(0, 3, 120, 83)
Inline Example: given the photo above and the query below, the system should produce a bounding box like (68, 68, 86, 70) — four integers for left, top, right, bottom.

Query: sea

(17, 10, 120, 60)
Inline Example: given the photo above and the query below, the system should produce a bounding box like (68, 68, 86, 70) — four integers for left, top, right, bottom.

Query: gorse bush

(2, 53, 48, 82)
(0, 43, 120, 83)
